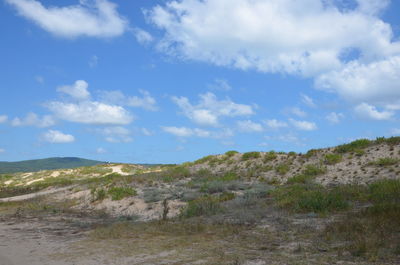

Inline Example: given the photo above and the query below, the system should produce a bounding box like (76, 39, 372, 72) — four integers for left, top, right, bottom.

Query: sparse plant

(108, 186, 137, 201)
(241, 152, 261, 161)
(324, 153, 342, 165)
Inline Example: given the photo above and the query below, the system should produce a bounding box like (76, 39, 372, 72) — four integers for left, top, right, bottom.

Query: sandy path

(0, 186, 74, 203)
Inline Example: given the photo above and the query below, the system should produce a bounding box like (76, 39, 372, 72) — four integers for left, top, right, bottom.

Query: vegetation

(108, 186, 137, 201)
(241, 152, 261, 161)
(275, 163, 290, 175)
(263, 151, 277, 162)
(335, 139, 371, 153)
(0, 157, 105, 174)
(369, 157, 398, 167)
(324, 153, 342, 165)
(224, 150, 239, 157)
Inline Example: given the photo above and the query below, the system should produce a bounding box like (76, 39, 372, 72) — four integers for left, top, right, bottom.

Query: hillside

(0, 157, 106, 174)
(0, 137, 399, 264)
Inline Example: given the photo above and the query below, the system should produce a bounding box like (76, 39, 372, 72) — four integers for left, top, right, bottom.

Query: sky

(0, 0, 399, 164)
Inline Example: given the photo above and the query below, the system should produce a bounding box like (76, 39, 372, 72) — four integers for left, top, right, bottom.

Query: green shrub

(286, 174, 314, 184)
(369, 179, 400, 204)
(225, 150, 239, 157)
(304, 149, 319, 158)
(108, 186, 137, 201)
(324, 153, 342, 165)
(303, 164, 326, 176)
(275, 163, 290, 175)
(181, 196, 223, 218)
(220, 172, 239, 181)
(241, 152, 261, 161)
(288, 151, 297, 156)
(91, 188, 107, 202)
(194, 155, 214, 164)
(263, 151, 277, 162)
(370, 157, 398, 167)
(272, 184, 349, 213)
(335, 139, 371, 153)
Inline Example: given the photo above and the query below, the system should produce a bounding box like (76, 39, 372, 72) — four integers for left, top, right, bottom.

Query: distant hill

(0, 157, 106, 174)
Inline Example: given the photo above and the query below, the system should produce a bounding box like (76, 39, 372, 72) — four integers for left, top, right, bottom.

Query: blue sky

(0, 0, 399, 164)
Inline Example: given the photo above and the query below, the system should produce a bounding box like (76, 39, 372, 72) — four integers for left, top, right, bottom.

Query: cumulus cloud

(133, 27, 154, 45)
(46, 101, 133, 125)
(288, 107, 307, 118)
(0, 148, 5, 153)
(289, 119, 318, 131)
(147, 0, 399, 77)
(99, 90, 158, 111)
(57, 80, 90, 100)
(208, 79, 232, 91)
(354, 103, 394, 120)
(95, 126, 132, 143)
(162, 126, 211, 138)
(264, 119, 288, 129)
(301, 94, 316, 108)
(326, 112, 344, 124)
(172, 92, 254, 127)
(11, 112, 55, 127)
(6, 0, 128, 38)
(42, 130, 75, 143)
(316, 56, 400, 108)
(237, 120, 263, 133)
(0, 115, 8, 123)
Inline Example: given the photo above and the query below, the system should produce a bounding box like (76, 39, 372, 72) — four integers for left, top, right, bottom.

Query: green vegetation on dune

(0, 157, 106, 174)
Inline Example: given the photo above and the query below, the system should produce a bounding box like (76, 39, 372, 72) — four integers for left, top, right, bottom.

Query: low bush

(108, 186, 137, 201)
(369, 157, 398, 167)
(225, 150, 239, 157)
(271, 184, 349, 213)
(181, 196, 224, 218)
(263, 151, 277, 162)
(275, 163, 290, 175)
(324, 153, 342, 165)
(303, 164, 326, 176)
(241, 152, 261, 161)
(335, 139, 371, 153)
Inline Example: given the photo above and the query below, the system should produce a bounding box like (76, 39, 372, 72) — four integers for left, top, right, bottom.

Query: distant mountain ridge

(0, 157, 106, 174)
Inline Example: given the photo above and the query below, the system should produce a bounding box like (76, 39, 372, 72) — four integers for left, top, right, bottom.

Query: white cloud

(57, 80, 90, 100)
(46, 101, 133, 125)
(11, 112, 55, 127)
(316, 56, 400, 108)
(42, 130, 75, 143)
(162, 126, 211, 138)
(301, 94, 316, 108)
(264, 119, 288, 129)
(0, 148, 5, 153)
(96, 126, 133, 143)
(140, 128, 153, 136)
(172, 92, 254, 127)
(99, 90, 158, 111)
(133, 27, 154, 45)
(89, 55, 98, 68)
(237, 120, 263, 133)
(326, 112, 344, 124)
(6, 0, 128, 38)
(354, 103, 394, 120)
(35, 75, 44, 84)
(147, 0, 399, 77)
(288, 107, 307, 118)
(208, 78, 232, 91)
(289, 118, 318, 131)
(127, 90, 158, 111)
(0, 115, 8, 123)
(96, 147, 107, 154)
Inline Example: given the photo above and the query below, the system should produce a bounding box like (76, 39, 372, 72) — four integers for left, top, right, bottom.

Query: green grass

(263, 151, 277, 162)
(335, 139, 371, 153)
(275, 163, 290, 175)
(241, 152, 261, 161)
(271, 184, 349, 213)
(108, 186, 137, 201)
(324, 153, 342, 165)
(369, 157, 399, 167)
(181, 196, 224, 218)
(302, 164, 326, 176)
(325, 179, 400, 260)
(224, 150, 238, 157)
